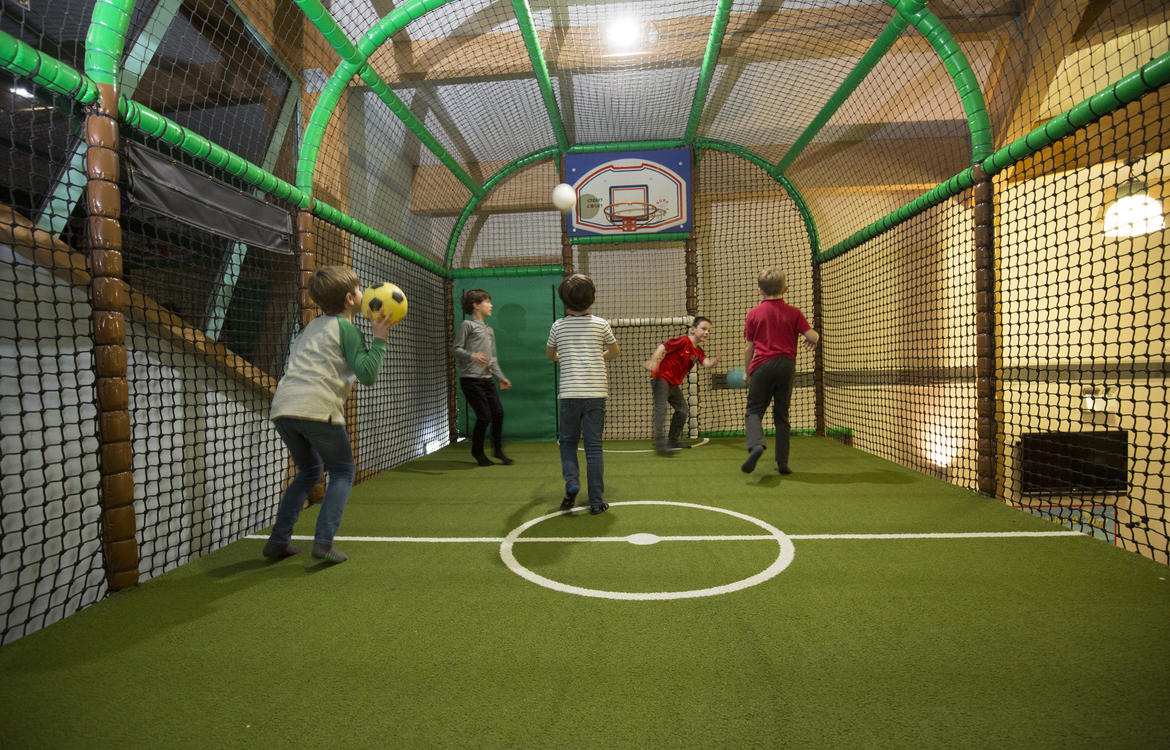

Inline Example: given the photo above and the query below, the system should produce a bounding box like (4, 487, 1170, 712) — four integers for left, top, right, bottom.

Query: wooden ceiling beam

(364, 10, 1015, 87)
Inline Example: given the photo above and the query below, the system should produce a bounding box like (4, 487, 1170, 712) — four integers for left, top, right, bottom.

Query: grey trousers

(745, 356, 796, 466)
(651, 377, 689, 445)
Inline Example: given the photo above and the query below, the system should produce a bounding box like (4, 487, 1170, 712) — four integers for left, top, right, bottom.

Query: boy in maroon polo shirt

(644, 317, 719, 454)
(741, 268, 819, 474)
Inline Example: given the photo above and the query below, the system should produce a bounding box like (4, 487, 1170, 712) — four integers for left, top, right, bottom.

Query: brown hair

(758, 268, 787, 297)
(461, 288, 491, 314)
(558, 274, 596, 312)
(308, 265, 360, 315)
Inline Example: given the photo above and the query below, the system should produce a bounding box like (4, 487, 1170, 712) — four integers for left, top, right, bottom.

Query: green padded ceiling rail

(0, 29, 97, 104)
(299, 0, 458, 199)
(816, 49, 1170, 264)
(571, 233, 691, 245)
(442, 137, 822, 269)
(772, 10, 912, 175)
(776, 0, 991, 174)
(449, 265, 564, 278)
(683, 0, 732, 145)
(74, 0, 449, 276)
(513, 0, 569, 153)
(0, 22, 445, 277)
(898, 0, 992, 163)
(567, 140, 685, 153)
(291, 0, 483, 198)
(694, 138, 821, 258)
(444, 146, 561, 269)
(891, 0, 992, 163)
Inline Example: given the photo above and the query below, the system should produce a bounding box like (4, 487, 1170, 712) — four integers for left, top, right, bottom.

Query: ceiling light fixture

(606, 17, 646, 55)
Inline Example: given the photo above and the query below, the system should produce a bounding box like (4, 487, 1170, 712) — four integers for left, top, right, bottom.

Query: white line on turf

(245, 530, 1083, 544)
(498, 501, 796, 599)
(244, 501, 1088, 600)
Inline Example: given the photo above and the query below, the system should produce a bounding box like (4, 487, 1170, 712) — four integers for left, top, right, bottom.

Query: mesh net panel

(0, 0, 1167, 646)
(695, 149, 817, 437)
(996, 84, 1168, 560)
(820, 200, 979, 485)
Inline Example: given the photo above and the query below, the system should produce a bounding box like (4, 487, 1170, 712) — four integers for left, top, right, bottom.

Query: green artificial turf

(1, 438, 1168, 748)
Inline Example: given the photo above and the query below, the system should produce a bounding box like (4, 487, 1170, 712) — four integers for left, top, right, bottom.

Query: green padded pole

(445, 146, 560, 268)
(817, 49, 1170, 264)
(292, 0, 483, 197)
(0, 30, 98, 103)
(513, 0, 568, 153)
(773, 12, 912, 175)
(568, 140, 685, 153)
(981, 50, 1170, 175)
(84, 0, 134, 87)
(683, 0, 732, 144)
(903, 3, 992, 162)
(296, 60, 358, 191)
(571, 233, 690, 245)
(295, 0, 457, 194)
(450, 265, 564, 278)
(695, 138, 820, 258)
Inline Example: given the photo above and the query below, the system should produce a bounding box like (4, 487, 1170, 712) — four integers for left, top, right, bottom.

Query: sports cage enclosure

(0, 0, 1166, 643)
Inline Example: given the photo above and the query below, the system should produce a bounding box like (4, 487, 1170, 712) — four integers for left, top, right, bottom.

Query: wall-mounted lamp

(1103, 179, 1165, 238)
(1080, 384, 1119, 414)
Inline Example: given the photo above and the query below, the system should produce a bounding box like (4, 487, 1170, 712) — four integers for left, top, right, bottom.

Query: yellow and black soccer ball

(362, 282, 408, 323)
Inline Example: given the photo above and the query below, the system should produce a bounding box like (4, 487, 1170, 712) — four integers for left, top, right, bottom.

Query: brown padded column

(87, 82, 138, 590)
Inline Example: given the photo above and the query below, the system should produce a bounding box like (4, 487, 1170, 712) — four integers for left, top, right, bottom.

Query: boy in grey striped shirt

(546, 274, 620, 514)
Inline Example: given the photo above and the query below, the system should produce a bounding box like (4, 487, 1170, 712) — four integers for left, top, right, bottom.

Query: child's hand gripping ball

(362, 282, 408, 323)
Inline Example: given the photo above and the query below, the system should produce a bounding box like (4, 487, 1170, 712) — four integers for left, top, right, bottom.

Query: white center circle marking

(499, 501, 795, 600)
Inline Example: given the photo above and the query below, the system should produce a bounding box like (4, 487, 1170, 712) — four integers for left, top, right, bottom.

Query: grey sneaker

(312, 543, 348, 563)
(262, 542, 301, 559)
(741, 446, 764, 473)
(589, 502, 609, 515)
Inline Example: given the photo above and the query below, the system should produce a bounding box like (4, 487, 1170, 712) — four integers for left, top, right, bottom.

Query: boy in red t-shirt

(741, 268, 819, 474)
(644, 317, 719, 453)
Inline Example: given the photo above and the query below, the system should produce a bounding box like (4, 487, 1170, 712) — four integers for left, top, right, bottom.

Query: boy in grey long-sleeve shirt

(454, 289, 513, 465)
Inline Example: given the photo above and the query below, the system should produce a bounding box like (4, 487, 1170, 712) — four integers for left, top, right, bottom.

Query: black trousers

(745, 356, 795, 467)
(461, 377, 504, 455)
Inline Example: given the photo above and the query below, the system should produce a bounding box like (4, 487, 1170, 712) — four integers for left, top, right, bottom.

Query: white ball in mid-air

(552, 183, 576, 212)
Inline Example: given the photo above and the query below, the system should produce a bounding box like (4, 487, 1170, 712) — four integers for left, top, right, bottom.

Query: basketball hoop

(603, 202, 660, 232)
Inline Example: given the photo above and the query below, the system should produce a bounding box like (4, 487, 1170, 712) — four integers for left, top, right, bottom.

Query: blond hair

(758, 268, 787, 297)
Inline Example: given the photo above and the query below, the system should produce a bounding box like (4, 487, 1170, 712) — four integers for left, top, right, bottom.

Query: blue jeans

(558, 398, 606, 506)
(270, 417, 355, 547)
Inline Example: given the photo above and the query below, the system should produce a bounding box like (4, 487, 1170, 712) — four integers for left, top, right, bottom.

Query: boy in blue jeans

(263, 265, 396, 563)
(546, 274, 620, 514)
